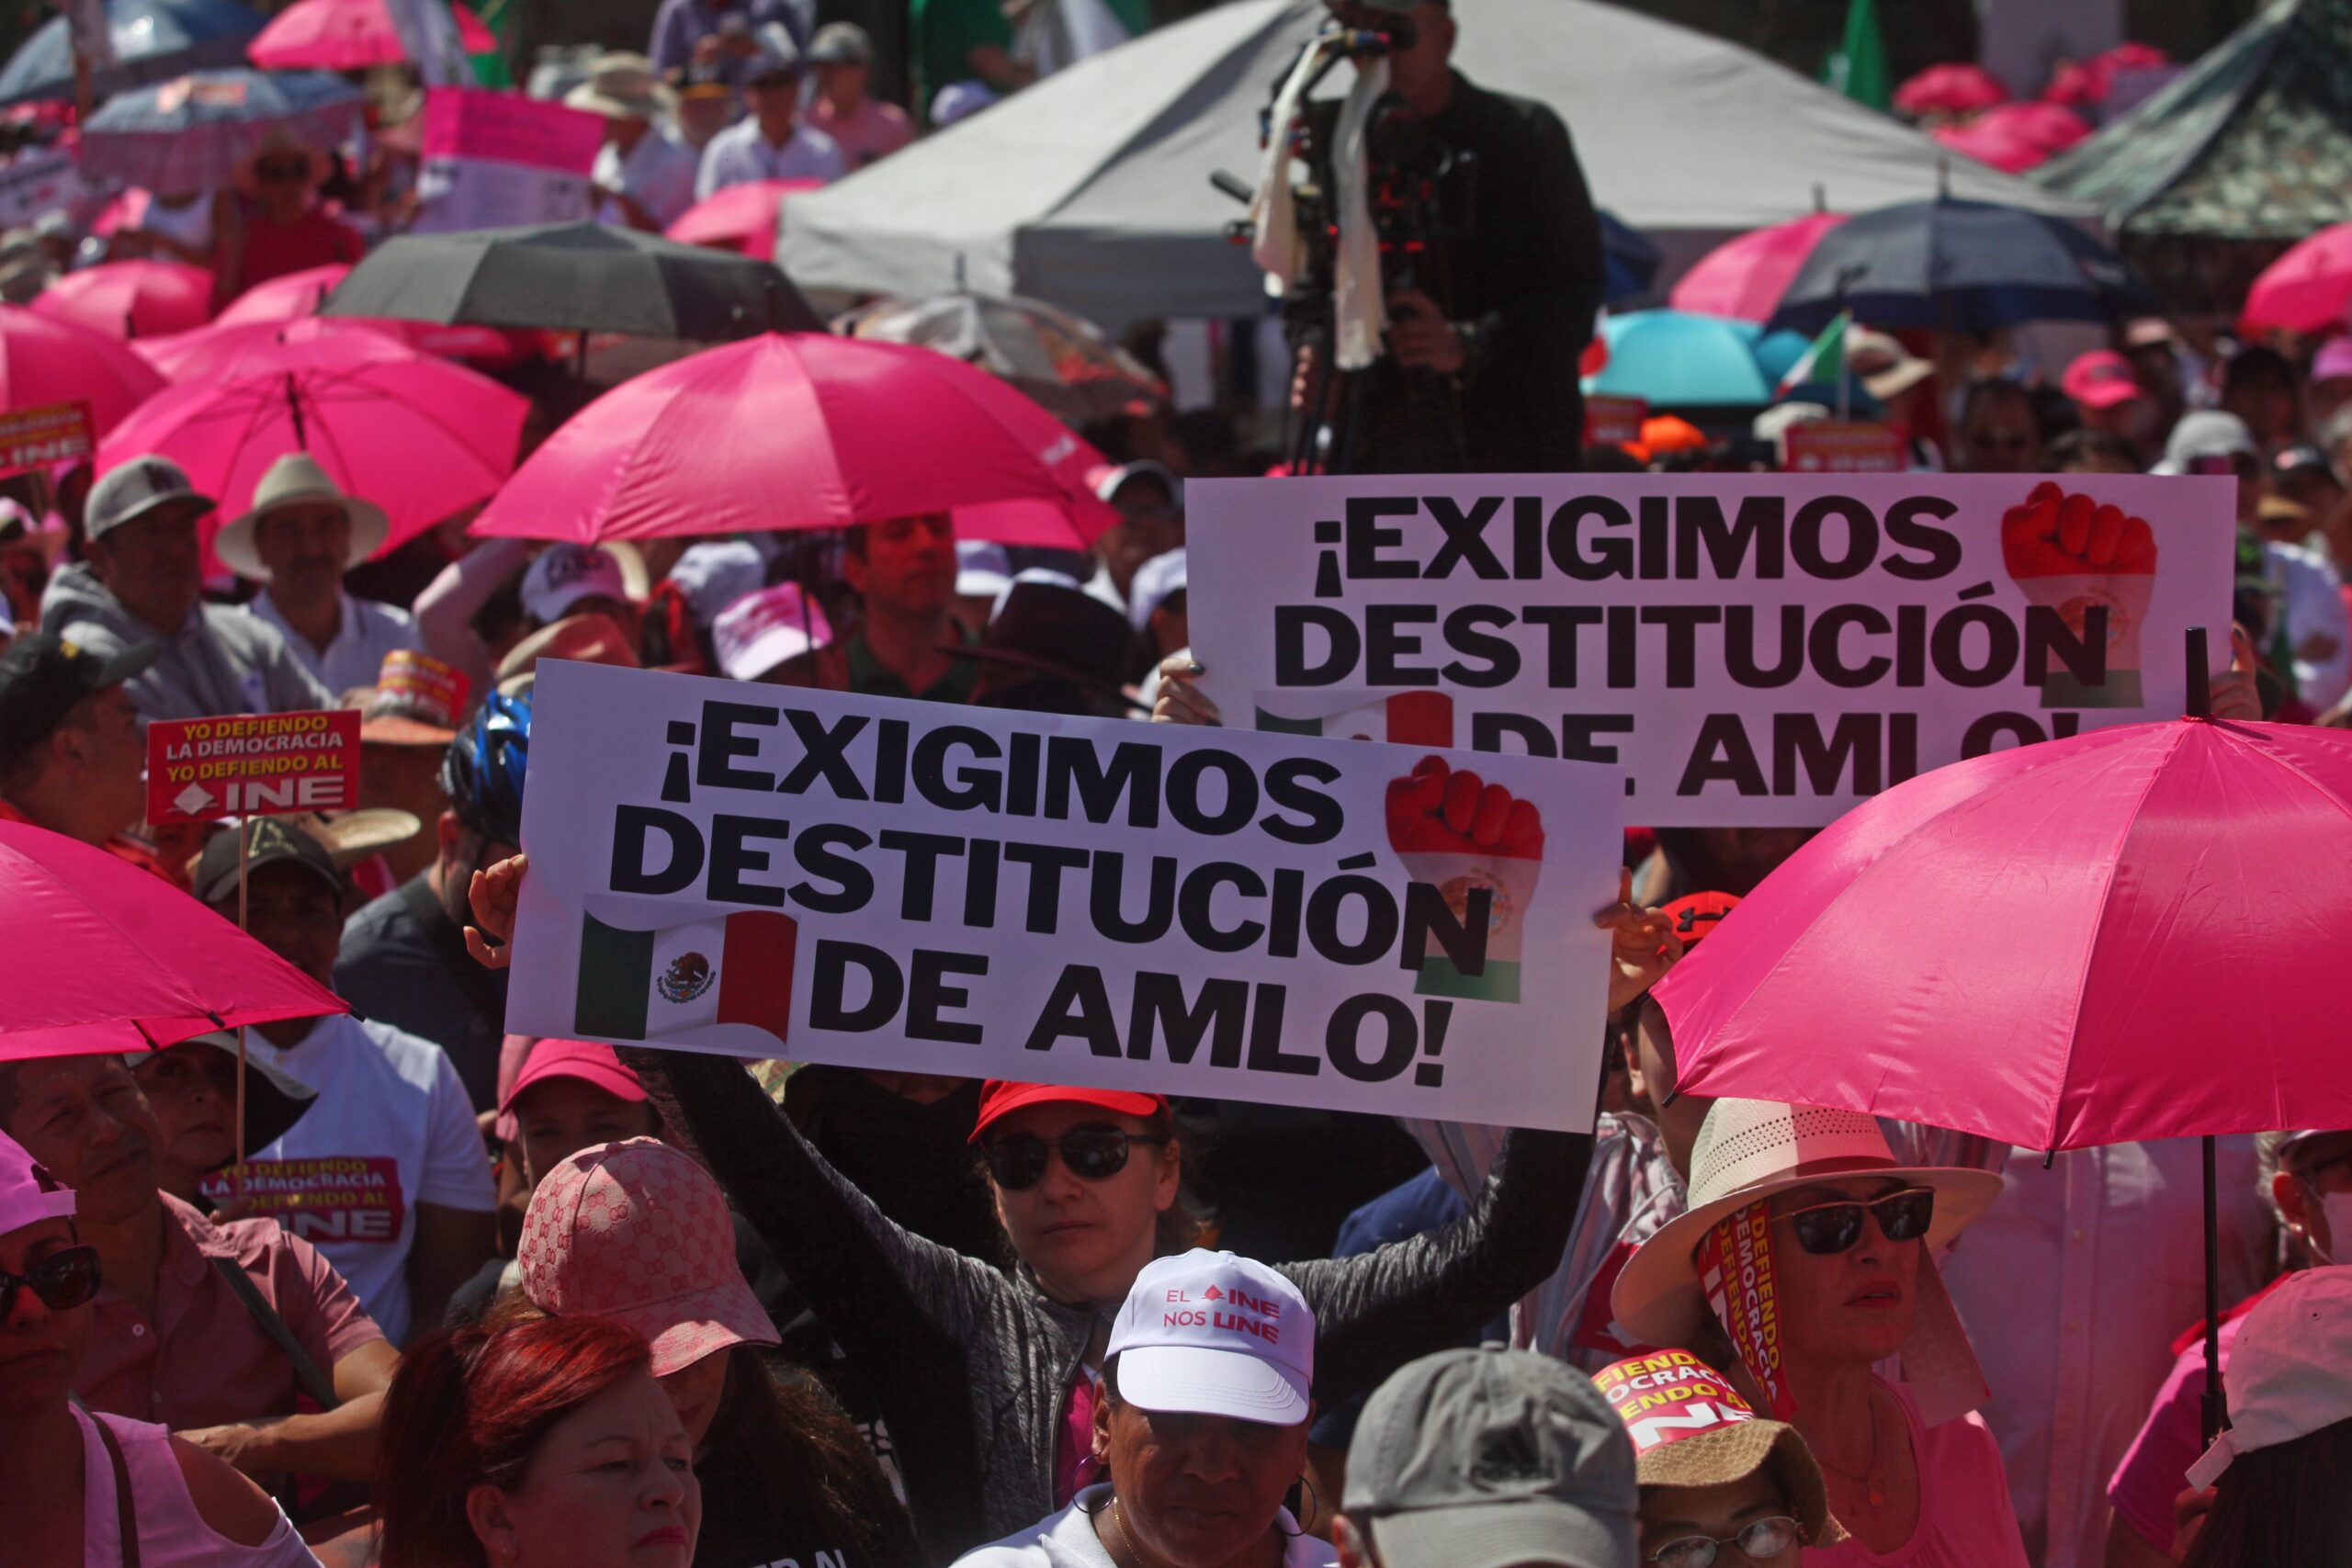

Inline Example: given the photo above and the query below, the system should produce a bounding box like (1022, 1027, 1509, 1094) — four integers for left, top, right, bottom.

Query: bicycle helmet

(442, 690, 533, 848)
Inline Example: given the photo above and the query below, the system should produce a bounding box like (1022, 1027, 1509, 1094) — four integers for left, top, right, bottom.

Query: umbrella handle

(2187, 626, 2211, 718)
(2201, 1133, 2223, 1444)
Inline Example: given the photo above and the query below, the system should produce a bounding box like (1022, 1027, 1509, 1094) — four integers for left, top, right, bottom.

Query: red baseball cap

(970, 1080, 1169, 1143)
(501, 1039, 650, 1116)
(1661, 890, 1742, 948)
(2063, 350, 2144, 411)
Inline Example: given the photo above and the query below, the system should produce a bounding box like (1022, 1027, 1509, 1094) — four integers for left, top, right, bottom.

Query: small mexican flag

(574, 905, 797, 1044)
(1255, 691, 1455, 748)
(1776, 310, 1849, 396)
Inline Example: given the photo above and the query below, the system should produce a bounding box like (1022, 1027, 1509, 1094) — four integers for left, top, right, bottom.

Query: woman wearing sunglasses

(1612, 1100, 2024, 1568)
(210, 128, 363, 311)
(615, 1058, 1584, 1562)
(0, 1130, 322, 1566)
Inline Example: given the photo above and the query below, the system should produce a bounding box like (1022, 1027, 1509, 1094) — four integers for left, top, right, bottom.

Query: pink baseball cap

(518, 1137, 778, 1377)
(2063, 349, 2144, 410)
(500, 1039, 650, 1116)
(1107, 1248, 1315, 1425)
(2313, 335, 2352, 385)
(0, 1130, 74, 1235)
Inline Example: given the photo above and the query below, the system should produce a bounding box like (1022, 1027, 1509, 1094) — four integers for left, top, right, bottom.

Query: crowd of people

(0, 1, 2350, 1566)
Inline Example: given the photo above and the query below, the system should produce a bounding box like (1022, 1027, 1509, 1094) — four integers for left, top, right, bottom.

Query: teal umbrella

(1583, 310, 1767, 407)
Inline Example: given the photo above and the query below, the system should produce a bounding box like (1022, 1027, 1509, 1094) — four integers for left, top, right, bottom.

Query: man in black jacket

(1293, 0, 1605, 474)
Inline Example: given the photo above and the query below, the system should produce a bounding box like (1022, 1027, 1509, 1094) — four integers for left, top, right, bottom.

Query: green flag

(1823, 0, 1891, 112)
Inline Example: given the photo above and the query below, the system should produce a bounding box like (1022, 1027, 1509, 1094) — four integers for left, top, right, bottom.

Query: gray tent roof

(2036, 0, 2352, 241)
(781, 0, 2091, 327)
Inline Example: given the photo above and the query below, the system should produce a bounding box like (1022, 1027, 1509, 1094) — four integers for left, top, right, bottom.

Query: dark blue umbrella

(0, 0, 264, 107)
(1767, 197, 2157, 335)
(81, 69, 362, 191)
(1600, 209, 1660, 304)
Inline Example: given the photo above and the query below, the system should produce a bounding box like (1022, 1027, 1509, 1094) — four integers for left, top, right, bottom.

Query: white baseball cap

(1127, 547, 1187, 631)
(522, 544, 631, 625)
(712, 582, 832, 682)
(2188, 1265, 2352, 1487)
(1108, 1249, 1315, 1425)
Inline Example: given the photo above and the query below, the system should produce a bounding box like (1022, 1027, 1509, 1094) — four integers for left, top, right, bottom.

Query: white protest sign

(1188, 473, 2237, 828)
(413, 88, 600, 233)
(0, 147, 87, 230)
(383, 0, 471, 85)
(506, 662, 1627, 1132)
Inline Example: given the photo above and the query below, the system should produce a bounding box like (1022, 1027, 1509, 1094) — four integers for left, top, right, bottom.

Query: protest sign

(1583, 394, 1647, 447)
(1187, 473, 2236, 827)
(0, 147, 88, 230)
(413, 88, 600, 233)
(0, 401, 90, 479)
(1781, 421, 1904, 474)
(505, 661, 1626, 1131)
(383, 0, 471, 85)
(146, 709, 362, 826)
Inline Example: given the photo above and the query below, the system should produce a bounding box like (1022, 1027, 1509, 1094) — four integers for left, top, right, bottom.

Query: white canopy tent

(779, 0, 2095, 329)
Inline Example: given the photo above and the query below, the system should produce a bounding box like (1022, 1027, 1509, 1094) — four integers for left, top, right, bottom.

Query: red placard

(0, 400, 92, 479)
(1583, 394, 1648, 447)
(1781, 420, 1905, 474)
(146, 709, 363, 826)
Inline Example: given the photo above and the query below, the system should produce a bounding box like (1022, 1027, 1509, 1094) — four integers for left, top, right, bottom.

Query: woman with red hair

(377, 1316, 701, 1568)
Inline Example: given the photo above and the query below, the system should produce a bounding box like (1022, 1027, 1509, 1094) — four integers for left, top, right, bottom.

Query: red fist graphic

(1385, 755, 1545, 860)
(2000, 481, 2160, 710)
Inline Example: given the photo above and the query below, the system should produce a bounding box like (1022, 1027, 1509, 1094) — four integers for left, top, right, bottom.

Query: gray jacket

(622, 1048, 1589, 1562)
(40, 563, 332, 720)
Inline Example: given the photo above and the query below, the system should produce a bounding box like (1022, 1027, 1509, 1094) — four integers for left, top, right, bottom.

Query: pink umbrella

(664, 178, 820, 263)
(0, 305, 167, 435)
(0, 821, 346, 1059)
(1931, 118, 2050, 174)
(249, 0, 497, 71)
(130, 317, 413, 381)
(32, 259, 214, 340)
(471, 332, 1117, 547)
(98, 332, 529, 559)
(2240, 222, 2352, 336)
(1979, 101, 2092, 154)
(1669, 213, 1847, 323)
(1893, 62, 2009, 118)
(212, 263, 535, 365)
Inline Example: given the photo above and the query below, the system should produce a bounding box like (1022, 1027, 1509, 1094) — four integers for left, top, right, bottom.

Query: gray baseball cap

(85, 455, 215, 542)
(808, 21, 874, 62)
(1344, 1346, 1639, 1568)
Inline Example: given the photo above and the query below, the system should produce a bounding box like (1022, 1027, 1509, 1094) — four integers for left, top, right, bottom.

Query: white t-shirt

(594, 126, 702, 230)
(956, 1484, 1334, 1568)
(227, 1013, 495, 1345)
(242, 590, 418, 701)
(695, 116, 845, 200)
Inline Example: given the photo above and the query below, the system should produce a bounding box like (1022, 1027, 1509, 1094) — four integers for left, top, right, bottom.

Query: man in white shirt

(221, 454, 418, 700)
(695, 24, 845, 199)
(193, 818, 496, 1345)
(565, 51, 702, 232)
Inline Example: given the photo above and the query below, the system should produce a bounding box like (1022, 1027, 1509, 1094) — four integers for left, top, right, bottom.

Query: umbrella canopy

(777, 0, 2089, 329)
(2239, 220, 2352, 335)
(664, 177, 820, 262)
(211, 261, 533, 362)
(1669, 212, 1848, 322)
(1934, 102, 2093, 174)
(839, 288, 1165, 426)
(0, 304, 169, 434)
(1600, 210, 1661, 304)
(97, 332, 528, 558)
(249, 0, 495, 71)
(0, 0, 264, 107)
(30, 259, 213, 340)
(1768, 196, 2158, 335)
(1581, 310, 1766, 407)
(78, 67, 363, 191)
(1662, 715, 2352, 1150)
(470, 332, 1117, 548)
(1893, 62, 2009, 117)
(322, 221, 820, 340)
(0, 821, 346, 1058)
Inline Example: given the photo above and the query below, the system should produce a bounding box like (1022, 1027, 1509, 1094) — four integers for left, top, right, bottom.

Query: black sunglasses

(1, 1244, 101, 1319)
(982, 1124, 1169, 1191)
(256, 160, 310, 183)
(1774, 1188, 1935, 1256)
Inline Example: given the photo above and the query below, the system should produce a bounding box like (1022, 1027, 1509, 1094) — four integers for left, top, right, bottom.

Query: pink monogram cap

(518, 1137, 777, 1376)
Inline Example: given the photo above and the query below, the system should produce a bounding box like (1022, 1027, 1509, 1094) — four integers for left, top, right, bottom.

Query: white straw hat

(213, 453, 388, 582)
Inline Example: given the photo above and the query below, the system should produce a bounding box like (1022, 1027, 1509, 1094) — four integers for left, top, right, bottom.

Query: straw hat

(563, 51, 679, 121)
(1611, 1100, 2003, 1352)
(213, 454, 389, 582)
(1594, 1351, 1846, 1550)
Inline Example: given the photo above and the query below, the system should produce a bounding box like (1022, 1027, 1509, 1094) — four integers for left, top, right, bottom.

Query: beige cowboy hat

(563, 51, 679, 121)
(1611, 1099, 2003, 1355)
(213, 453, 390, 582)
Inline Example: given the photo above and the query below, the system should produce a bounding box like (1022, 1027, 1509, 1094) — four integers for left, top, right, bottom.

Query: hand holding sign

(1388, 756, 1543, 1004)
(2002, 480, 2159, 709)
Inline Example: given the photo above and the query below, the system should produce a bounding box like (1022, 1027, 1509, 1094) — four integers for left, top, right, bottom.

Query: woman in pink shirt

(1614, 1100, 2029, 1568)
(806, 23, 914, 168)
(212, 131, 365, 311)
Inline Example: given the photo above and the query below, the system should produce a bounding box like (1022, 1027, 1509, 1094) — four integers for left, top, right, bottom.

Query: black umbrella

(1767, 196, 2157, 335)
(319, 221, 822, 343)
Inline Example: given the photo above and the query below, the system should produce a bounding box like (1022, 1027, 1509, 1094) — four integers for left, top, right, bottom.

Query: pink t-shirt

(2108, 1307, 2259, 1551)
(1809, 1380, 2030, 1568)
(807, 95, 914, 168)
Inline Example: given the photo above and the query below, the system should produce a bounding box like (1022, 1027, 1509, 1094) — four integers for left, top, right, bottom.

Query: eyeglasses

(0, 1244, 101, 1319)
(982, 1125, 1169, 1190)
(255, 160, 310, 183)
(1648, 1516, 1800, 1568)
(1774, 1187, 1936, 1256)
